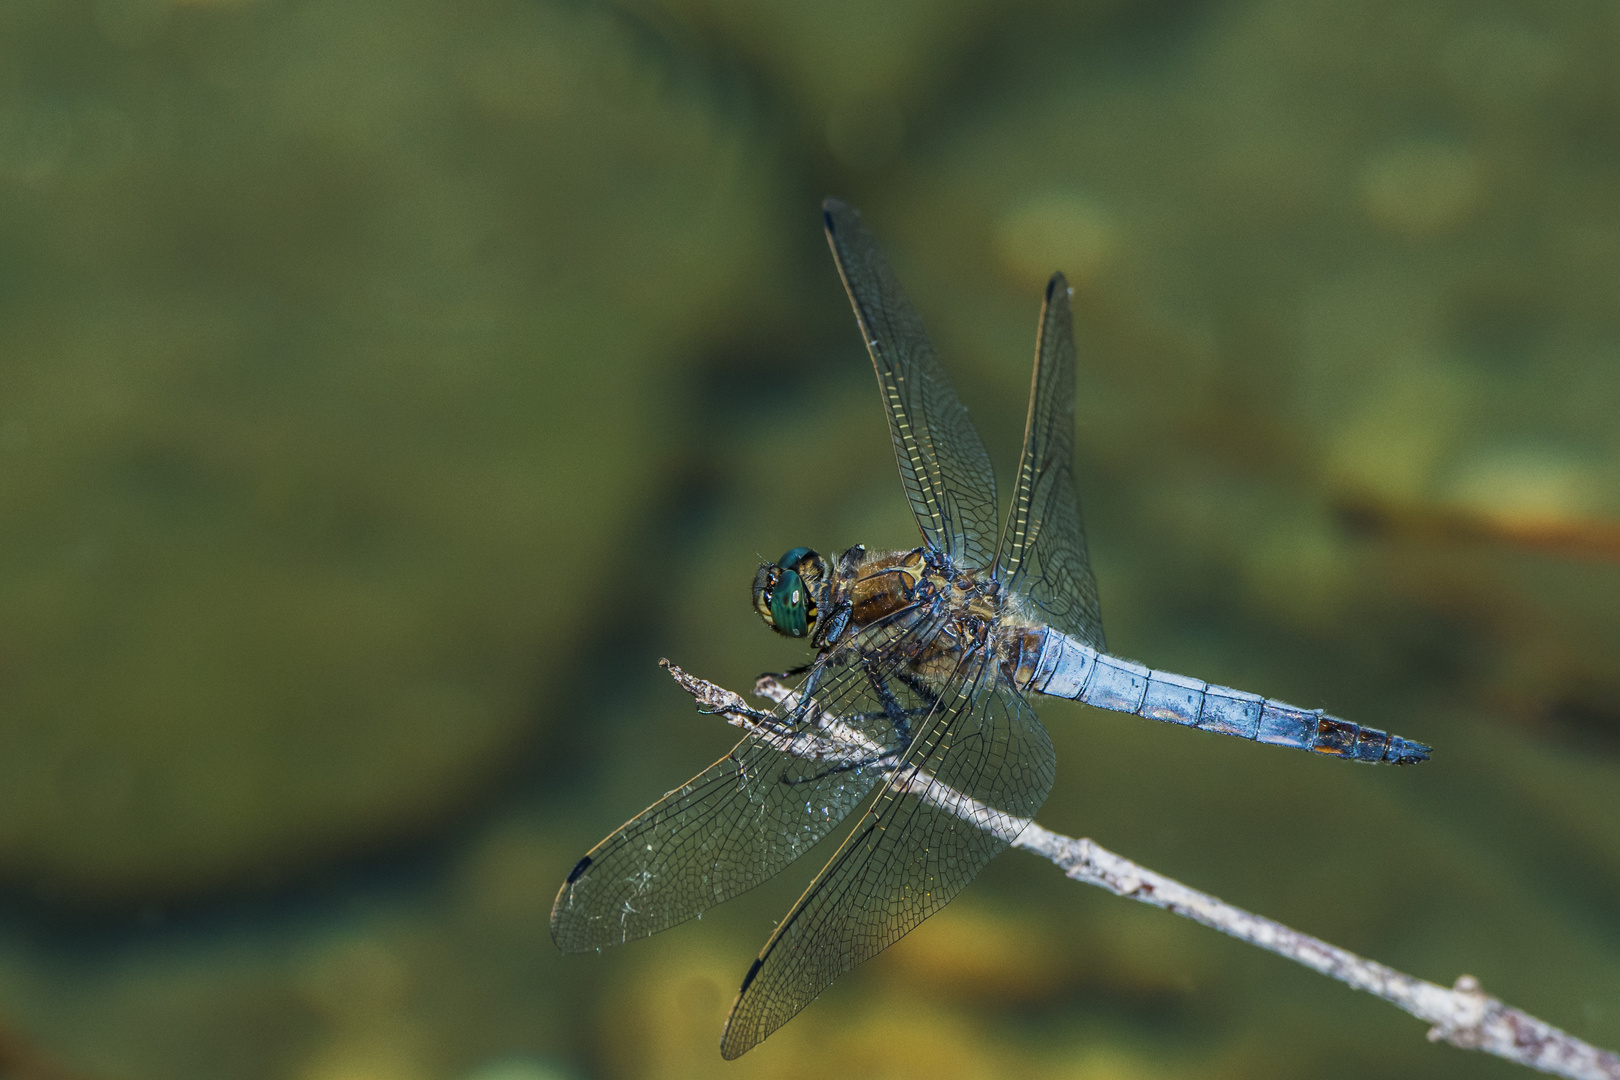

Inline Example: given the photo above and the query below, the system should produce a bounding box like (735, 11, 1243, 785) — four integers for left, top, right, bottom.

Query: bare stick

(662, 660, 1620, 1080)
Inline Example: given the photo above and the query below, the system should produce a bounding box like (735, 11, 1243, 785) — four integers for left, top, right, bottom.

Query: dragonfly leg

(866, 667, 917, 747)
(778, 752, 899, 786)
(700, 700, 775, 723)
(758, 662, 815, 682)
(893, 667, 955, 732)
(892, 668, 943, 703)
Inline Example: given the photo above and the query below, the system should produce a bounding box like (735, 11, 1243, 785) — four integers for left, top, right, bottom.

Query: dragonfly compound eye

(768, 567, 810, 637)
(777, 547, 826, 588)
(751, 552, 821, 639)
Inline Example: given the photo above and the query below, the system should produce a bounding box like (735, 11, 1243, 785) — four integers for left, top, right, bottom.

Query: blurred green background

(1, 0, 1618, 1077)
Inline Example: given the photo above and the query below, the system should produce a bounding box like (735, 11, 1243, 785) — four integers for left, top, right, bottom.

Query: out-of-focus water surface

(1, 0, 1618, 1077)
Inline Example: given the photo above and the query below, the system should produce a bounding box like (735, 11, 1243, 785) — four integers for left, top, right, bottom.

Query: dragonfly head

(751, 547, 826, 639)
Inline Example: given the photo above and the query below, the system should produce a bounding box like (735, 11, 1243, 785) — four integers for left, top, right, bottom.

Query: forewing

(719, 655, 1056, 1059)
(823, 198, 1000, 570)
(993, 273, 1106, 648)
(550, 611, 944, 953)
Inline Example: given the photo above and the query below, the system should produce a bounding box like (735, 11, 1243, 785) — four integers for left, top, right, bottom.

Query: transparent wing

(719, 653, 1055, 1059)
(993, 273, 1106, 649)
(549, 610, 946, 953)
(823, 198, 1000, 570)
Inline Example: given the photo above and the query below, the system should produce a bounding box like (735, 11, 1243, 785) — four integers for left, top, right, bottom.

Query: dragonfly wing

(823, 198, 1000, 570)
(993, 273, 1106, 649)
(550, 611, 944, 953)
(719, 656, 1055, 1059)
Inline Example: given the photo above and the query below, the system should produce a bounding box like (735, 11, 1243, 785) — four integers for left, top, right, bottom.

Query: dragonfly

(551, 197, 1431, 1059)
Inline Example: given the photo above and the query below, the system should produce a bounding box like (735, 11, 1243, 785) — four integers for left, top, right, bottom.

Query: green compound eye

(778, 546, 814, 569)
(751, 547, 823, 639)
(768, 567, 809, 637)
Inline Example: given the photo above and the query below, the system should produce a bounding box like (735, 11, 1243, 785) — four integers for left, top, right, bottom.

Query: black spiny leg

(868, 665, 923, 748)
(894, 668, 944, 710)
(759, 662, 815, 682)
(892, 668, 951, 744)
(781, 756, 895, 785)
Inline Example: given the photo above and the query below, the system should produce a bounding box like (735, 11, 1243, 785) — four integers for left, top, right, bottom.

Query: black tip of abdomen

(1385, 737, 1432, 765)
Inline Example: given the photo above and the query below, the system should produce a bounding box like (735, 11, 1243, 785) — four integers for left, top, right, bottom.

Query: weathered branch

(661, 659, 1620, 1080)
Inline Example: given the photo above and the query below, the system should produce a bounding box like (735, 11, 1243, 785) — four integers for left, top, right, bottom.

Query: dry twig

(662, 659, 1620, 1080)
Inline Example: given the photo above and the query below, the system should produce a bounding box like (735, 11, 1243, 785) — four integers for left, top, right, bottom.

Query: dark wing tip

(718, 957, 767, 1059)
(1045, 271, 1070, 300)
(822, 196, 853, 235)
(547, 854, 596, 952)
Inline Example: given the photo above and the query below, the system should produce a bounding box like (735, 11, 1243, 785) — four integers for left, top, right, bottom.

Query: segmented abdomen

(1027, 631, 1430, 764)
